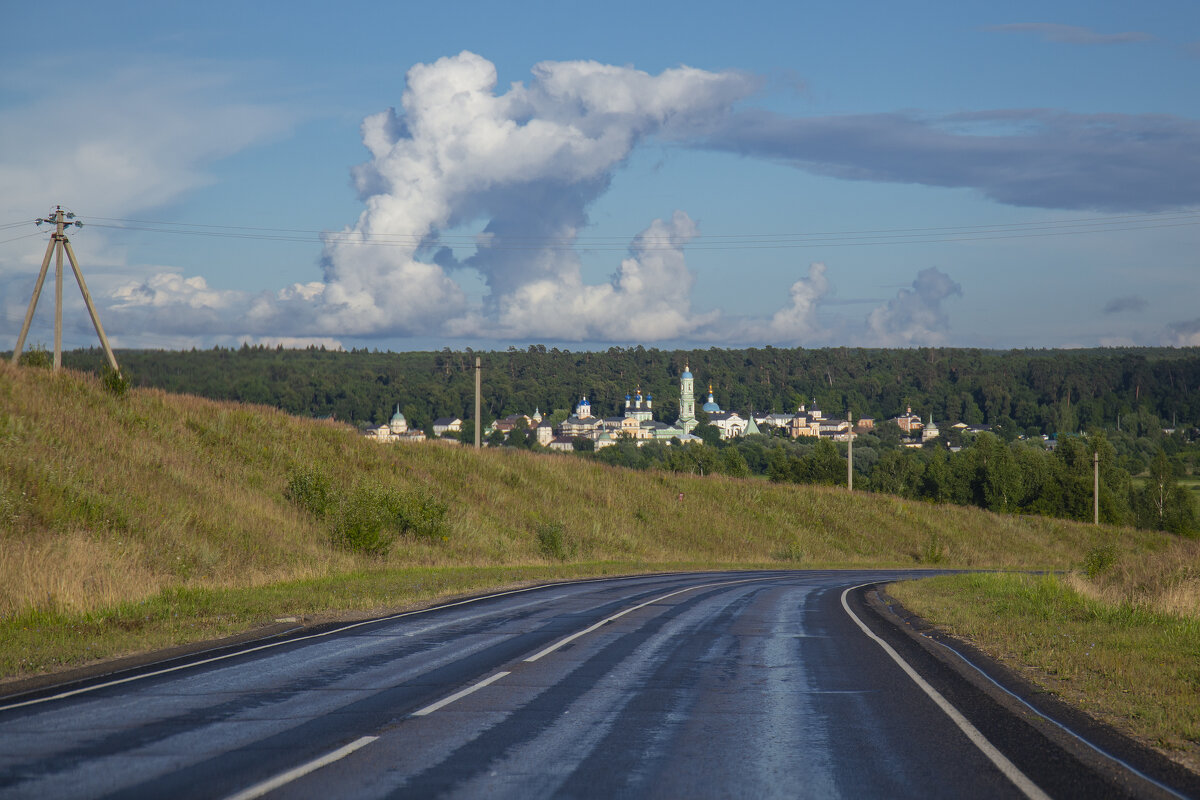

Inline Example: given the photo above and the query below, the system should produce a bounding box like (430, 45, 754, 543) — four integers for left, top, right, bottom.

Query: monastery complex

(365, 362, 972, 449)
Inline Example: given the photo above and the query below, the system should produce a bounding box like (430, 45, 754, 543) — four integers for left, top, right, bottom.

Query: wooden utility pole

(11, 207, 120, 375)
(1093, 450, 1100, 525)
(474, 356, 482, 449)
(847, 412, 854, 491)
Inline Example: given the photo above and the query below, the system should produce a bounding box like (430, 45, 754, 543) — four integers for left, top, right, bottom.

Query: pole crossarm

(10, 206, 120, 376)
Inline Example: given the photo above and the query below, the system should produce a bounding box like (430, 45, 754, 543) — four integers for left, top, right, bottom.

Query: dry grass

(1065, 539, 1200, 620)
(0, 361, 1187, 681)
(891, 556, 1200, 769)
(1, 363, 361, 616)
(0, 563, 662, 678)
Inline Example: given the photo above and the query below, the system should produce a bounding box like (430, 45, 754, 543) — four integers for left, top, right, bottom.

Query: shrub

(331, 484, 399, 557)
(101, 366, 130, 397)
(18, 345, 51, 369)
(395, 490, 449, 540)
(773, 540, 806, 563)
(536, 521, 571, 561)
(284, 466, 334, 517)
(328, 483, 448, 557)
(1084, 543, 1118, 578)
(919, 532, 947, 565)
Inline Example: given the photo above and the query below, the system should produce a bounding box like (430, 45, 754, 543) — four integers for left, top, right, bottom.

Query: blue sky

(2, 1, 1198, 351)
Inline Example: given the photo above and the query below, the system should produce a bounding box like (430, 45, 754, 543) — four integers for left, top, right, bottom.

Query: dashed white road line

(223, 735, 378, 800)
(840, 584, 1051, 800)
(524, 576, 769, 663)
(413, 577, 773, 719)
(412, 671, 512, 717)
(221, 576, 777, 797)
(15, 573, 789, 800)
(0, 574, 656, 713)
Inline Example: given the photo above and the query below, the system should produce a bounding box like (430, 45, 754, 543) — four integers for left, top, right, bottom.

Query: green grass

(890, 571, 1200, 768)
(0, 361, 1189, 685)
(1130, 474, 1200, 496)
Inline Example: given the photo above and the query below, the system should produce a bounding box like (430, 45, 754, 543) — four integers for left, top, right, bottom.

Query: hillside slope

(5, 362, 1197, 767)
(2, 361, 1176, 620)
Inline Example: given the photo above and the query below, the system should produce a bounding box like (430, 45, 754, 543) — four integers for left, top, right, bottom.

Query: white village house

(365, 364, 947, 451)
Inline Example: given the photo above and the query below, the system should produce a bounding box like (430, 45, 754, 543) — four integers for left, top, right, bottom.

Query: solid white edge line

(412, 671, 511, 717)
(523, 577, 770, 663)
(928, 634, 1191, 800)
(840, 584, 1051, 800)
(0, 573, 660, 713)
(223, 735, 378, 800)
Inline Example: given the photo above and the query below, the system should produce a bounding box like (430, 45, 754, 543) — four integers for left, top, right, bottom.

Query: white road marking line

(412, 671, 512, 717)
(928, 634, 1191, 800)
(414, 576, 775, 717)
(411, 576, 778, 714)
(0, 575, 652, 713)
(223, 735, 378, 800)
(840, 584, 1051, 800)
(524, 577, 769, 663)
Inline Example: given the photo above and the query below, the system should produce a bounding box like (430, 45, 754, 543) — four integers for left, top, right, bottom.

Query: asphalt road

(0, 570, 1190, 799)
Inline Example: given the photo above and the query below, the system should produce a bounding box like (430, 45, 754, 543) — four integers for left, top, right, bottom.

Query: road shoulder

(851, 583, 1200, 799)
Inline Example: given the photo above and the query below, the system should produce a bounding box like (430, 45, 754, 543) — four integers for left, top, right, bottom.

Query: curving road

(0, 570, 1187, 799)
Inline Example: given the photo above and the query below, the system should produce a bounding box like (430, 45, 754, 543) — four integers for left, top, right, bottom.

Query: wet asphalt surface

(0, 570, 1189, 799)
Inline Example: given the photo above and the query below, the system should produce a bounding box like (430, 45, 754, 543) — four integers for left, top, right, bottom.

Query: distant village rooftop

(366, 365, 964, 450)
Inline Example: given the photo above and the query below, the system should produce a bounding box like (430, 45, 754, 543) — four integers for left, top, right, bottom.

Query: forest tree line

(51, 344, 1200, 437)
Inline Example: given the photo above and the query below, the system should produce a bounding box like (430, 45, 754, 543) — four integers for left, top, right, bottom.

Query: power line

(15, 208, 1200, 252)
(84, 217, 1200, 251)
(84, 208, 1200, 239)
(0, 230, 47, 246)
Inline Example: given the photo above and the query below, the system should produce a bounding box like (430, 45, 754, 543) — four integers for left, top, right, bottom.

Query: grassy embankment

(0, 361, 1186, 699)
(891, 543, 1200, 769)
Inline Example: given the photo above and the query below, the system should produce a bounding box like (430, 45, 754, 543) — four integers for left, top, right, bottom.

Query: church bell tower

(678, 362, 697, 433)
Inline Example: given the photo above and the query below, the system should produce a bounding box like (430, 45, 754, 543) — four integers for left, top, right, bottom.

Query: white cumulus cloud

(761, 262, 832, 344)
(312, 51, 757, 340)
(476, 210, 719, 341)
(864, 267, 962, 345)
(1168, 318, 1200, 346)
(111, 273, 242, 311)
(0, 58, 295, 347)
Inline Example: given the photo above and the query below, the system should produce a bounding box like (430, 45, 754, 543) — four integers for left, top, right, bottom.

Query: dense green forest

(41, 344, 1200, 437)
(14, 343, 1200, 534)
(566, 429, 1197, 536)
